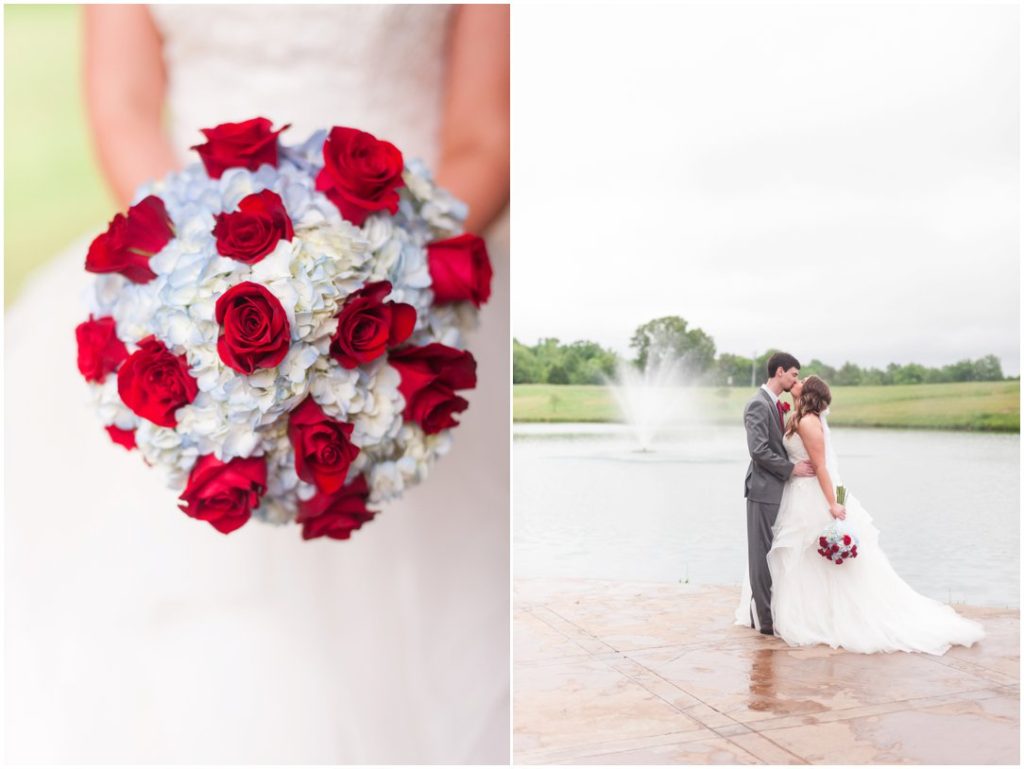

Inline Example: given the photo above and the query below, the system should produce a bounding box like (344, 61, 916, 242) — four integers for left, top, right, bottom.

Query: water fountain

(606, 351, 698, 452)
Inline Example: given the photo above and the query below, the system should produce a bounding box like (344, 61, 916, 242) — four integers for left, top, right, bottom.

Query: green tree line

(514, 316, 1010, 386)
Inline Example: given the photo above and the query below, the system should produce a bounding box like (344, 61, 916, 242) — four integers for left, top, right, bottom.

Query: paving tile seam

(512, 727, 721, 765)
(529, 604, 620, 656)
(613, 635, 790, 658)
(602, 646, 812, 765)
(514, 653, 602, 669)
(919, 650, 1021, 684)
(610, 642, 1017, 756)
(522, 604, 592, 639)
(716, 734, 801, 765)
(548, 733, 767, 766)
(739, 686, 1014, 732)
(617, 632, 1016, 686)
(725, 732, 813, 765)
(595, 647, 796, 765)
(608, 654, 733, 724)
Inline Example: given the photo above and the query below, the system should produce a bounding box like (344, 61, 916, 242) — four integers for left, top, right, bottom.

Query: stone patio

(514, 579, 1019, 764)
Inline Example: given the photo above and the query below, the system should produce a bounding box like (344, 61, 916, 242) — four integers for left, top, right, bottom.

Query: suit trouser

(746, 498, 780, 631)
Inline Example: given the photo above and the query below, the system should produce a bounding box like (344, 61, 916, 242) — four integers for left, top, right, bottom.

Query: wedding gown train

(735, 426, 984, 655)
(4, 5, 509, 764)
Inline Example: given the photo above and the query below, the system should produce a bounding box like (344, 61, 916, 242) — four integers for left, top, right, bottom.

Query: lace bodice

(150, 5, 453, 166)
(784, 418, 842, 485)
(783, 431, 810, 462)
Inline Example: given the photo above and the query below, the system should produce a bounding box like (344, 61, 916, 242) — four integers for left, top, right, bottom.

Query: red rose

(178, 454, 267, 534)
(296, 474, 376, 540)
(105, 425, 137, 451)
(117, 336, 198, 428)
(781, 402, 791, 412)
(389, 343, 477, 434)
(843, 535, 852, 545)
(191, 117, 289, 179)
(75, 315, 128, 382)
(288, 397, 360, 495)
(835, 558, 843, 564)
(213, 189, 294, 264)
(215, 282, 291, 374)
(427, 234, 493, 308)
(818, 536, 828, 547)
(315, 126, 404, 226)
(85, 195, 173, 284)
(831, 544, 839, 553)
(329, 281, 416, 369)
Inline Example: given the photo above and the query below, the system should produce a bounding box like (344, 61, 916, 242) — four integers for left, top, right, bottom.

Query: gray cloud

(514, 3, 1019, 374)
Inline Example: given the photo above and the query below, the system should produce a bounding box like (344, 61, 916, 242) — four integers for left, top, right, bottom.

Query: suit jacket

(743, 388, 794, 504)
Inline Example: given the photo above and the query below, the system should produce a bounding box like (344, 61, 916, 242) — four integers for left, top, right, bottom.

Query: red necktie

(776, 400, 785, 430)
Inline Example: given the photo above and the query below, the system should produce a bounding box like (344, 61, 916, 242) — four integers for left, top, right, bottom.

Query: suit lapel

(760, 388, 782, 438)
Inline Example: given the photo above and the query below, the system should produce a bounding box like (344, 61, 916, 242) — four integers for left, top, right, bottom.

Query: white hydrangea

(82, 128, 483, 534)
(400, 159, 467, 240)
(361, 423, 453, 504)
(134, 422, 200, 491)
(90, 375, 139, 430)
(350, 363, 405, 448)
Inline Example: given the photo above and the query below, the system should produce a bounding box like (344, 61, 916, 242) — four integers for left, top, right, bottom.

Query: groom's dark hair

(766, 352, 800, 379)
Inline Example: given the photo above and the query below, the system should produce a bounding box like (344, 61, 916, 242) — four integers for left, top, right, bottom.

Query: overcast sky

(513, 3, 1019, 374)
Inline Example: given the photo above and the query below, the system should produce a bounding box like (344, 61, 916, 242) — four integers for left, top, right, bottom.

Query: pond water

(514, 423, 1020, 607)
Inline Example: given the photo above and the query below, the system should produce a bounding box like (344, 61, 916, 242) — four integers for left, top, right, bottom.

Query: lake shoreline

(513, 381, 1021, 433)
(514, 416, 1020, 433)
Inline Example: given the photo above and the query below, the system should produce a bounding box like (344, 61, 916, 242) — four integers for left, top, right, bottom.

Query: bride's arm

(798, 416, 846, 520)
(83, 6, 178, 208)
(435, 5, 510, 233)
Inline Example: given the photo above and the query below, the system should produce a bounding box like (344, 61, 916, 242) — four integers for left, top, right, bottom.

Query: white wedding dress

(4, 6, 509, 764)
(735, 417, 984, 655)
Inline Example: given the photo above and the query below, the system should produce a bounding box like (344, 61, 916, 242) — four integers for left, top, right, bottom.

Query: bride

(4, 5, 508, 764)
(736, 376, 985, 655)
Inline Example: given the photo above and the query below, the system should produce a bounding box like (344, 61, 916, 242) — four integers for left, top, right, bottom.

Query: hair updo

(786, 375, 832, 436)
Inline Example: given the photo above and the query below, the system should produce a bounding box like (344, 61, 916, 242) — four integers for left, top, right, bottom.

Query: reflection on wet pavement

(514, 579, 1019, 765)
(747, 649, 778, 713)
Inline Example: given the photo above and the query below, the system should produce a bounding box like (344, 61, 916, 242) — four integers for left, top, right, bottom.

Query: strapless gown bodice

(783, 431, 810, 462)
(150, 5, 452, 166)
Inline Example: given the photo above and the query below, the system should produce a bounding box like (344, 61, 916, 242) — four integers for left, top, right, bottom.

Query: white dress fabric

(4, 5, 509, 764)
(735, 424, 985, 655)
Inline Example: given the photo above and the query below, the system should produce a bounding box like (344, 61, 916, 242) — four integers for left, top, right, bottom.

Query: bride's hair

(786, 375, 832, 436)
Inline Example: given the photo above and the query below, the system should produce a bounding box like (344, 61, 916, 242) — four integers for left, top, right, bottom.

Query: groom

(743, 352, 815, 635)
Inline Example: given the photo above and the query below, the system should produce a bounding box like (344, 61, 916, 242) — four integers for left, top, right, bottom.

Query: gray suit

(743, 388, 794, 632)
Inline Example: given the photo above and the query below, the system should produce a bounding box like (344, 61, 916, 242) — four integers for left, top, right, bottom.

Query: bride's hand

(830, 502, 847, 520)
(792, 460, 816, 477)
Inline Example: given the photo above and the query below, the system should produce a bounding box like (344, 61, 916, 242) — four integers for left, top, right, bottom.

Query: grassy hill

(513, 381, 1020, 432)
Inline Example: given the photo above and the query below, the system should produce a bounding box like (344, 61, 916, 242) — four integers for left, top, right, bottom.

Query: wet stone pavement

(514, 579, 1019, 765)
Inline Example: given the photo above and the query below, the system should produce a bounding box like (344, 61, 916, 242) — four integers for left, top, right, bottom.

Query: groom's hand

(792, 460, 815, 477)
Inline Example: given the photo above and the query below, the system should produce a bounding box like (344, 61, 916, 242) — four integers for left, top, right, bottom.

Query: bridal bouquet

(818, 516, 859, 566)
(75, 118, 492, 539)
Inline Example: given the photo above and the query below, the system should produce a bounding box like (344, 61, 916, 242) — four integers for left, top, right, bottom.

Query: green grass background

(514, 381, 1021, 432)
(5, 4, 114, 306)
